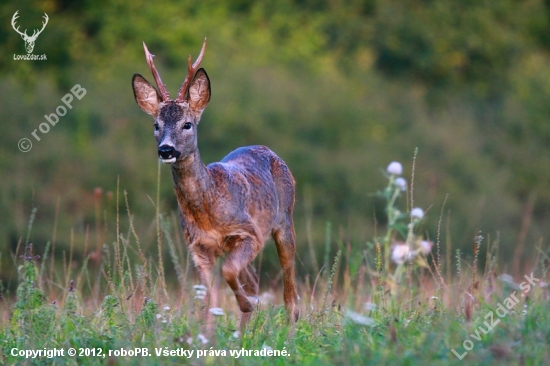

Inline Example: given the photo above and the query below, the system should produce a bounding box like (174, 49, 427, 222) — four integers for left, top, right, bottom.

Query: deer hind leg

(221, 236, 260, 331)
(271, 158, 299, 324)
(273, 221, 299, 324)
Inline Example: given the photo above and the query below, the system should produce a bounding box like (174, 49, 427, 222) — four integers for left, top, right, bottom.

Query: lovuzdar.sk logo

(12, 10, 48, 61)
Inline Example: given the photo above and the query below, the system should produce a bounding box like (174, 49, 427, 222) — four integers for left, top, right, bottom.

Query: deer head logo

(11, 11, 48, 54)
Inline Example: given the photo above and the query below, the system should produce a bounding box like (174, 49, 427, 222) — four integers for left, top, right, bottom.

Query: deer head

(11, 11, 49, 54)
(132, 39, 210, 164)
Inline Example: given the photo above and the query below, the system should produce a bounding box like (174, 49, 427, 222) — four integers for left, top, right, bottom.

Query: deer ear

(187, 69, 210, 112)
(132, 74, 161, 116)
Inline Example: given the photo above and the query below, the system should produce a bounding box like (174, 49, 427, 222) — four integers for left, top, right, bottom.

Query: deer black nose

(158, 145, 175, 159)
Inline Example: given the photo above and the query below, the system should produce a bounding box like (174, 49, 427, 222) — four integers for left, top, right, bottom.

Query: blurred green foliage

(1, 0, 549, 282)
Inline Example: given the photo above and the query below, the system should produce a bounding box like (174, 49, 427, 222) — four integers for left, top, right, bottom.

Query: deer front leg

(191, 249, 216, 330)
(221, 236, 260, 333)
(237, 264, 260, 329)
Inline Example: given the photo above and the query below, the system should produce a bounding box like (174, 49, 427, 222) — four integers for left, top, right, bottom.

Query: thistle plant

(137, 297, 157, 328)
(13, 245, 44, 328)
(375, 162, 431, 293)
(11, 244, 57, 347)
(380, 162, 407, 272)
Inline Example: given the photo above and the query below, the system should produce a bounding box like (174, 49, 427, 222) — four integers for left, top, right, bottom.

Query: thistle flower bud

(394, 177, 407, 191)
(387, 161, 403, 176)
(411, 207, 424, 219)
(419, 240, 433, 255)
(391, 244, 411, 264)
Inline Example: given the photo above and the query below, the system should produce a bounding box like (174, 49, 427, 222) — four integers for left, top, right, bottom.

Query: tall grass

(1, 162, 549, 365)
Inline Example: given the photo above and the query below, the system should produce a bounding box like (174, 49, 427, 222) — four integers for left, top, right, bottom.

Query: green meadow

(2, 0, 550, 364)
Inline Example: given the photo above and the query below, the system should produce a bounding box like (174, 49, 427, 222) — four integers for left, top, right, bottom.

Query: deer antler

(176, 38, 207, 103)
(11, 11, 28, 38)
(30, 13, 49, 40)
(143, 42, 170, 102)
(11, 12, 48, 41)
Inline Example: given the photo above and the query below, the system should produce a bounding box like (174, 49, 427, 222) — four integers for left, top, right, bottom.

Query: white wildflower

(209, 307, 225, 316)
(394, 177, 407, 191)
(259, 291, 275, 304)
(498, 274, 515, 284)
(391, 244, 411, 264)
(232, 331, 241, 338)
(197, 334, 209, 344)
(186, 337, 193, 345)
(163, 305, 170, 311)
(193, 284, 208, 300)
(155, 313, 162, 319)
(364, 302, 377, 311)
(261, 344, 273, 351)
(345, 309, 375, 326)
(194, 289, 207, 300)
(411, 207, 424, 219)
(387, 161, 403, 175)
(497, 274, 522, 291)
(419, 240, 433, 255)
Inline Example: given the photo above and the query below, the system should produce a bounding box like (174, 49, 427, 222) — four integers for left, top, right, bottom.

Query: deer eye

(154, 123, 159, 131)
(183, 122, 192, 130)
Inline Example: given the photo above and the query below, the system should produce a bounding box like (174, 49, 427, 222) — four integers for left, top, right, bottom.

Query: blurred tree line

(1, 0, 549, 282)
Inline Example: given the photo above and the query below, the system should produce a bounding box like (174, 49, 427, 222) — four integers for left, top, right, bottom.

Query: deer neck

(171, 149, 214, 227)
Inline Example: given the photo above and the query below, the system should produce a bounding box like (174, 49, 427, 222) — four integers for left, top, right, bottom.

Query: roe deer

(132, 39, 299, 332)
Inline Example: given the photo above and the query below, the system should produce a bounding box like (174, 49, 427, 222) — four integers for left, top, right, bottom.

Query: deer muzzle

(158, 145, 180, 163)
